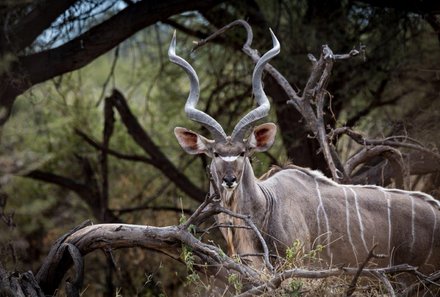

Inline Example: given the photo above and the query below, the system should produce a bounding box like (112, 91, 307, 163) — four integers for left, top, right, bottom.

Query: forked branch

(193, 19, 439, 187)
(330, 127, 440, 160)
(193, 20, 365, 183)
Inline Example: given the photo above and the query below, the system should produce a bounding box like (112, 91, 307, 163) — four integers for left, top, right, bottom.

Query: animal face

(174, 123, 277, 192)
(211, 141, 247, 191)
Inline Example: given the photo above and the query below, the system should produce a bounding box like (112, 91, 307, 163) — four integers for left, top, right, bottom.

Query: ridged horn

(231, 29, 280, 141)
(169, 31, 227, 142)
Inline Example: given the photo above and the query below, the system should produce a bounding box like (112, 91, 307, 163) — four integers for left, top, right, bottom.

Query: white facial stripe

(220, 155, 239, 162)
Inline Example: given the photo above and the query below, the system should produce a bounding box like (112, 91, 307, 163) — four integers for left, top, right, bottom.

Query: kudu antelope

(169, 31, 440, 275)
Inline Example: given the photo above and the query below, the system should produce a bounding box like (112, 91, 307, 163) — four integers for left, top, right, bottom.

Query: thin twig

(202, 223, 252, 233)
(217, 206, 274, 272)
(346, 244, 380, 296)
(194, 165, 274, 272)
(372, 271, 396, 297)
(237, 264, 417, 297)
(402, 270, 440, 296)
(182, 169, 219, 229)
(331, 127, 440, 160)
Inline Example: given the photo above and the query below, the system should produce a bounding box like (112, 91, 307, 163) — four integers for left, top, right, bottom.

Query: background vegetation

(0, 0, 439, 296)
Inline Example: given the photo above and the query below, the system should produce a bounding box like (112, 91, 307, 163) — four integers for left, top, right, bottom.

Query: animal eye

(240, 152, 245, 157)
(214, 152, 219, 158)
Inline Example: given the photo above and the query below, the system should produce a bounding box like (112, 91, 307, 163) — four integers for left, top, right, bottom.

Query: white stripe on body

(379, 189, 392, 256)
(348, 187, 369, 253)
(410, 196, 416, 254)
(425, 205, 437, 265)
(288, 167, 440, 266)
(314, 178, 331, 257)
(386, 192, 392, 255)
(343, 187, 357, 261)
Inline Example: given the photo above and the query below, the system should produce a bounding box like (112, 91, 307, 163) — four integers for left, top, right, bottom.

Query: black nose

(223, 175, 237, 187)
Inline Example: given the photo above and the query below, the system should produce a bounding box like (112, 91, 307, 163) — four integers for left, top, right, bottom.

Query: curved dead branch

(402, 270, 440, 296)
(331, 126, 440, 187)
(345, 145, 408, 188)
(36, 220, 261, 295)
(34, 212, 432, 296)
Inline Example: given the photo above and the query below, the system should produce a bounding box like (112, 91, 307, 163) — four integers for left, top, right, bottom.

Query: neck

(215, 158, 271, 264)
(217, 159, 266, 222)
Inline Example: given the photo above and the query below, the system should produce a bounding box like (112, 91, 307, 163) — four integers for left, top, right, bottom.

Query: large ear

(247, 123, 277, 152)
(174, 127, 214, 156)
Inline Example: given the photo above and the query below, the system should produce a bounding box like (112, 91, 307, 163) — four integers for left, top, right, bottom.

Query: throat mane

(222, 188, 237, 207)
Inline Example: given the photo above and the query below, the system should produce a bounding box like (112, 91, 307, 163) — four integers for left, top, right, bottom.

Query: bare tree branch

(193, 20, 365, 183)
(402, 270, 440, 296)
(162, 19, 209, 41)
(100, 95, 115, 221)
(329, 126, 440, 187)
(25, 170, 90, 197)
(236, 264, 417, 297)
(352, 151, 440, 186)
(346, 244, 386, 296)
(0, 0, 225, 125)
(107, 89, 206, 202)
(36, 220, 259, 295)
(373, 271, 396, 297)
(330, 127, 440, 160)
(345, 146, 407, 184)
